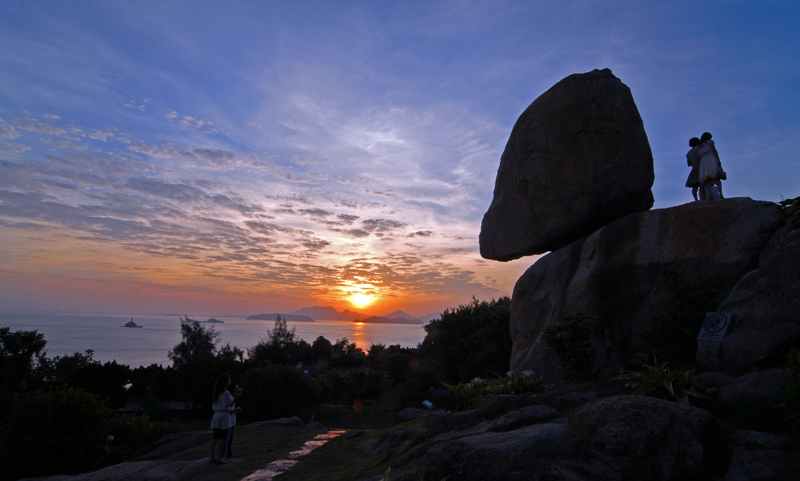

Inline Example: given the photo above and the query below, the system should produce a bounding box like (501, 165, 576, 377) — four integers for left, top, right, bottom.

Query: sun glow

(349, 292, 375, 308)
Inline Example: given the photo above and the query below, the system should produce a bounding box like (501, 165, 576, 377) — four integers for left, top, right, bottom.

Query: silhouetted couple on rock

(686, 132, 726, 201)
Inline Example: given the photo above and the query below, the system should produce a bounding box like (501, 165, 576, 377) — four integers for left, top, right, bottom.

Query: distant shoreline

(353, 316, 424, 325)
(245, 313, 315, 322)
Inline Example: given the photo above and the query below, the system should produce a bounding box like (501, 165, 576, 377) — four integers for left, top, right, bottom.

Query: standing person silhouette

(209, 373, 233, 465)
(223, 380, 241, 459)
(696, 132, 725, 199)
(685, 137, 704, 201)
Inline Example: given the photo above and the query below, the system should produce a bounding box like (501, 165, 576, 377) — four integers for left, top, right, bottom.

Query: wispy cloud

(1, 0, 797, 315)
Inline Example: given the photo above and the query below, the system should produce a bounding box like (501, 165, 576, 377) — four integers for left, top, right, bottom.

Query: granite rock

(480, 69, 654, 261)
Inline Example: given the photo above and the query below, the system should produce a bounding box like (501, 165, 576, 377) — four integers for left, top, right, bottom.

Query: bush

(1, 387, 113, 478)
(393, 365, 445, 410)
(347, 366, 385, 404)
(418, 296, 512, 383)
(240, 364, 311, 421)
(614, 355, 711, 405)
(105, 413, 177, 463)
(249, 317, 314, 366)
(0, 327, 48, 417)
(442, 380, 486, 411)
(785, 348, 800, 430)
(168, 316, 221, 367)
(787, 348, 800, 396)
(442, 372, 545, 412)
(643, 289, 719, 368)
(46, 350, 132, 409)
(171, 358, 219, 412)
(329, 338, 366, 369)
(541, 312, 596, 382)
(485, 371, 545, 396)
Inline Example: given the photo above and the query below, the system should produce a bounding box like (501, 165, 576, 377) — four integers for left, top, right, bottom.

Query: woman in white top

(209, 373, 234, 465)
(696, 132, 724, 199)
(685, 137, 703, 201)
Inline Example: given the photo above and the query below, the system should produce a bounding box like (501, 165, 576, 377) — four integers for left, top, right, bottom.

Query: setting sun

(349, 292, 375, 309)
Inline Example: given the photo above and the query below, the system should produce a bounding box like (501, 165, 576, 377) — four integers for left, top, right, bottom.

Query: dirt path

(23, 423, 328, 481)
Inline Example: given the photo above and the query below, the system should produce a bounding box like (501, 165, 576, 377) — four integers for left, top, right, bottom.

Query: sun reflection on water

(351, 321, 367, 350)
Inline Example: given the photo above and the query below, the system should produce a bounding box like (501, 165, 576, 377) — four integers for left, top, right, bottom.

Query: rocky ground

(25, 371, 798, 481)
(20, 420, 329, 481)
(286, 376, 799, 481)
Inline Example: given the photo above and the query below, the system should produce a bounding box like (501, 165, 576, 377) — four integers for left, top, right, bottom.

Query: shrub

(540, 312, 596, 382)
(0, 327, 48, 417)
(418, 296, 512, 383)
(786, 348, 800, 396)
(442, 380, 486, 411)
(778, 195, 800, 230)
(46, 350, 132, 409)
(329, 338, 366, 369)
(1, 387, 113, 478)
(393, 365, 445, 410)
(442, 372, 545, 412)
(171, 358, 218, 412)
(485, 371, 545, 396)
(105, 412, 177, 462)
(614, 355, 710, 405)
(785, 348, 800, 430)
(249, 316, 314, 366)
(643, 289, 719, 368)
(168, 316, 221, 367)
(240, 364, 311, 421)
(347, 366, 385, 405)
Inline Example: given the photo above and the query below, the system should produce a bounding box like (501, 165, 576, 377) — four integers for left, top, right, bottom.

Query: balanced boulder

(480, 68, 654, 261)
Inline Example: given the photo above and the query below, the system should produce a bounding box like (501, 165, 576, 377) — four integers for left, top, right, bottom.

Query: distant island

(290, 306, 360, 321)
(246, 313, 315, 322)
(123, 318, 142, 328)
(246, 306, 440, 323)
(352, 315, 424, 325)
(203, 317, 224, 323)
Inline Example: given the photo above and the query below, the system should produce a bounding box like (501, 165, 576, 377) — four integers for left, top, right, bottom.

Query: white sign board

(697, 312, 732, 341)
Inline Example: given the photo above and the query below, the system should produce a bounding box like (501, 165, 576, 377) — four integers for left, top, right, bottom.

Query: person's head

(689, 137, 700, 147)
(700, 132, 712, 142)
(213, 373, 230, 402)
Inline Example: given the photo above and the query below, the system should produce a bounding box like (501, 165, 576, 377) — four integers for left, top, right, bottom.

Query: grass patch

(299, 402, 397, 430)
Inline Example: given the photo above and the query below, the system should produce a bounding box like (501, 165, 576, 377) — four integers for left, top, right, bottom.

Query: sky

(1, 1, 798, 318)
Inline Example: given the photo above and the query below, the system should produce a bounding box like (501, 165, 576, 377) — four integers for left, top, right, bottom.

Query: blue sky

(1, 0, 798, 316)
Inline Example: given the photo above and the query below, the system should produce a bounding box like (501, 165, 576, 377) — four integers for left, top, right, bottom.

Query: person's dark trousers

(223, 426, 235, 458)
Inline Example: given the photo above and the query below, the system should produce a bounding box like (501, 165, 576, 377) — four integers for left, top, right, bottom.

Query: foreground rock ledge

(509, 198, 782, 380)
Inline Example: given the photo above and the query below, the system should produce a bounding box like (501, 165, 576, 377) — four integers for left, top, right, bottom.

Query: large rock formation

(478, 69, 799, 382)
(480, 68, 654, 261)
(697, 202, 800, 369)
(509, 198, 783, 380)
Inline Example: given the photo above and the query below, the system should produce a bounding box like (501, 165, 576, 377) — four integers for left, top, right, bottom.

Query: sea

(0, 311, 429, 368)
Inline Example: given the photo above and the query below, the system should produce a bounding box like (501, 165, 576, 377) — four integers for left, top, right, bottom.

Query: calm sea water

(0, 311, 428, 368)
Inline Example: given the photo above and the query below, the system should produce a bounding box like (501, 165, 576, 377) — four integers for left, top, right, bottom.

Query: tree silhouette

(167, 315, 220, 367)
